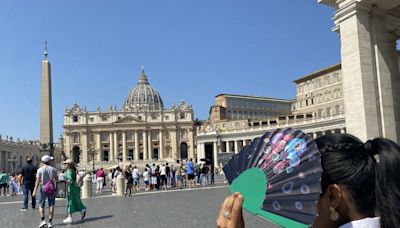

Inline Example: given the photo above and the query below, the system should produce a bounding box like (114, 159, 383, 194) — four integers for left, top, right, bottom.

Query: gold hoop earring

(329, 206, 339, 221)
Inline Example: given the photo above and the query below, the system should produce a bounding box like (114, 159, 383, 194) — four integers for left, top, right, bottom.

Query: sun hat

(62, 159, 74, 165)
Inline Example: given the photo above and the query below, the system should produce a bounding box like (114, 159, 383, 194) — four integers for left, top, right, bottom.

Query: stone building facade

(292, 64, 344, 118)
(319, 0, 400, 142)
(63, 69, 196, 166)
(209, 94, 292, 124)
(197, 64, 346, 167)
(0, 136, 43, 173)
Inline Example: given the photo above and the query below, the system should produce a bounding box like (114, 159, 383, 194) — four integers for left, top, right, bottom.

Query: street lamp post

(88, 148, 97, 172)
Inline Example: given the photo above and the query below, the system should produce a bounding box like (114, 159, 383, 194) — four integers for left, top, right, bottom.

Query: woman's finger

(218, 194, 233, 220)
(230, 194, 244, 224)
(224, 193, 239, 218)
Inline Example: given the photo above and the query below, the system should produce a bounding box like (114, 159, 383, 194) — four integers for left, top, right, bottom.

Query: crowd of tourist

(0, 170, 24, 197)
(0, 157, 222, 227)
(92, 158, 220, 196)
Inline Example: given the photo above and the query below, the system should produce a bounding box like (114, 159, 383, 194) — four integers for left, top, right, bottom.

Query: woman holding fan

(217, 133, 400, 228)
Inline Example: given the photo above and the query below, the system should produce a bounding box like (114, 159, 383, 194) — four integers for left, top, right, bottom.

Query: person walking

(95, 168, 106, 194)
(160, 163, 167, 190)
(62, 159, 86, 224)
(10, 173, 19, 196)
(0, 171, 9, 196)
(210, 165, 215, 185)
(32, 155, 57, 228)
(150, 164, 157, 190)
(132, 166, 140, 192)
(186, 158, 195, 188)
(124, 168, 133, 197)
(16, 173, 23, 195)
(165, 163, 171, 188)
(143, 168, 150, 191)
(174, 160, 182, 189)
(181, 161, 188, 188)
(200, 164, 207, 186)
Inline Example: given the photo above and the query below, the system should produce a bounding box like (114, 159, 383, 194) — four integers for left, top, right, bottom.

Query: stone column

(64, 133, 71, 159)
(187, 129, 195, 159)
(134, 131, 139, 160)
(122, 131, 127, 161)
(340, 128, 346, 134)
(196, 143, 200, 161)
(109, 132, 114, 162)
(96, 133, 101, 161)
(226, 141, 231, 153)
(81, 132, 88, 164)
(313, 132, 318, 139)
(159, 130, 164, 160)
(170, 130, 177, 160)
(234, 141, 239, 154)
(242, 140, 246, 146)
(5, 152, 9, 173)
(143, 130, 148, 160)
(198, 143, 205, 159)
(213, 142, 218, 168)
(114, 132, 118, 162)
(329, 2, 399, 141)
(148, 130, 153, 159)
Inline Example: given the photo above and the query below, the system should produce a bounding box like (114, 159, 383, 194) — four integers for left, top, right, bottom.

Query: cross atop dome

(138, 65, 149, 84)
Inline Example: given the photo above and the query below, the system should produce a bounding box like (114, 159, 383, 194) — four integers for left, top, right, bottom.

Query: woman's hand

(216, 192, 245, 228)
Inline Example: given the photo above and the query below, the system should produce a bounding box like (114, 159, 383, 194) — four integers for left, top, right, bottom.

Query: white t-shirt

(113, 171, 121, 180)
(160, 166, 166, 175)
(143, 171, 149, 181)
(132, 168, 139, 179)
(58, 173, 65, 181)
(339, 217, 380, 228)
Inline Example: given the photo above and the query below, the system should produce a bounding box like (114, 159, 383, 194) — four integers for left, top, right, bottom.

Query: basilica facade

(63, 69, 196, 166)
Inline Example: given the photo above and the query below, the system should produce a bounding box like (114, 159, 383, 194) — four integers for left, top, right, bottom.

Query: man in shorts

(186, 158, 195, 188)
(143, 168, 150, 191)
(32, 155, 58, 228)
(150, 164, 157, 190)
(132, 166, 140, 192)
(174, 160, 182, 189)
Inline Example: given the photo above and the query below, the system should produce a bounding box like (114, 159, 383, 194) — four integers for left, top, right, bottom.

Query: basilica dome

(123, 69, 164, 111)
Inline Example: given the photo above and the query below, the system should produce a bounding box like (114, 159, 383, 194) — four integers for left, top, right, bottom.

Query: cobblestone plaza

(0, 185, 277, 228)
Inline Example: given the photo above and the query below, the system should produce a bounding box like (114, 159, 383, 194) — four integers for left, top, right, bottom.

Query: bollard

(81, 174, 92, 199)
(116, 175, 125, 196)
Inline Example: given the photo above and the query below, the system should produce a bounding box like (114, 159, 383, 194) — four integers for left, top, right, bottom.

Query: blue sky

(0, 0, 340, 141)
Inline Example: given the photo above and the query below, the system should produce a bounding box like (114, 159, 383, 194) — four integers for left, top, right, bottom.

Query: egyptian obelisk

(39, 41, 54, 156)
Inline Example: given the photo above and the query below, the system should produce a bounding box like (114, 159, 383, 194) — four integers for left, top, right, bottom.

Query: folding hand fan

(223, 128, 322, 228)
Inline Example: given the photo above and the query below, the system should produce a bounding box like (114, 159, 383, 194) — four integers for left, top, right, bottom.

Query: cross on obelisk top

(44, 40, 48, 59)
